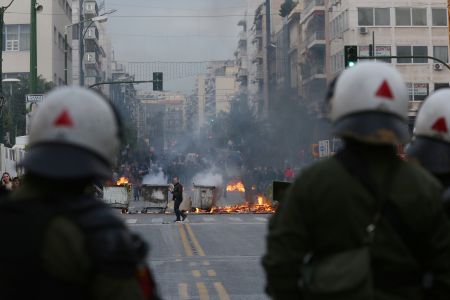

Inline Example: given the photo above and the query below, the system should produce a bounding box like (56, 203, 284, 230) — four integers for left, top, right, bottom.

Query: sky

(103, 0, 249, 92)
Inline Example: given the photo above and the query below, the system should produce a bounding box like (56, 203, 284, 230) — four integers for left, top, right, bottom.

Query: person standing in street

(171, 176, 186, 222)
(0, 87, 160, 300)
(407, 89, 450, 216)
(262, 62, 450, 300)
(1, 172, 12, 191)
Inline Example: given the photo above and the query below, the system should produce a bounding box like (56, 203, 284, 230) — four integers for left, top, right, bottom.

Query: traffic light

(344, 45, 358, 68)
(153, 72, 163, 91)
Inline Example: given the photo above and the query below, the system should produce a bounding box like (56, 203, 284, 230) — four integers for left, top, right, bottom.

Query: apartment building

(327, 0, 449, 122)
(71, 0, 105, 87)
(1, 0, 72, 84)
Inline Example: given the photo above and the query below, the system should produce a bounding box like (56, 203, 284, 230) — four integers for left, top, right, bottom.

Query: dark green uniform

(0, 177, 158, 300)
(263, 147, 450, 300)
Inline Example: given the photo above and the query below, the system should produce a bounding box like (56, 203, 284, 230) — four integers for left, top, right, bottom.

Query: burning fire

(194, 194, 276, 214)
(226, 181, 246, 193)
(116, 177, 129, 186)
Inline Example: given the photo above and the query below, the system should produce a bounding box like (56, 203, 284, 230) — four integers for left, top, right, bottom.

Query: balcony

(305, 31, 325, 49)
(84, 26, 99, 40)
(256, 67, 264, 80)
(301, 63, 325, 82)
(83, 1, 98, 19)
(302, 0, 325, 22)
(84, 51, 100, 70)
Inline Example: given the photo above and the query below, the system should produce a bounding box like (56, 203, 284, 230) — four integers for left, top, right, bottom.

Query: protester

(1, 172, 12, 191)
(171, 176, 186, 222)
(11, 177, 20, 191)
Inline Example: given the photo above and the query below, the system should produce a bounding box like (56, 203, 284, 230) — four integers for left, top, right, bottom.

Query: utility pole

(30, 0, 37, 93)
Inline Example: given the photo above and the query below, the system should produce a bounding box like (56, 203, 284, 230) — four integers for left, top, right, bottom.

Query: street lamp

(64, 6, 117, 85)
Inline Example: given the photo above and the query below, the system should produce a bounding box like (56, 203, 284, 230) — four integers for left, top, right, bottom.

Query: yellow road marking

(192, 269, 201, 277)
(197, 282, 210, 300)
(214, 282, 231, 300)
(177, 223, 193, 256)
(185, 223, 206, 256)
(178, 283, 189, 300)
(207, 269, 216, 277)
(203, 260, 210, 266)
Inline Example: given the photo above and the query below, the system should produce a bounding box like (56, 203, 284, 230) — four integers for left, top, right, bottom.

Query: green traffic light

(348, 62, 355, 67)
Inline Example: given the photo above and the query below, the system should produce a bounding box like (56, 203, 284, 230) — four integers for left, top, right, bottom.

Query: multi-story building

(327, 0, 449, 125)
(1, 0, 72, 84)
(71, 0, 104, 87)
(298, 0, 327, 117)
(137, 92, 187, 153)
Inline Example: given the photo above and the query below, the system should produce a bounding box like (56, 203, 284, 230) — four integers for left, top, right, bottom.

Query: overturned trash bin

(192, 185, 216, 211)
(141, 184, 169, 213)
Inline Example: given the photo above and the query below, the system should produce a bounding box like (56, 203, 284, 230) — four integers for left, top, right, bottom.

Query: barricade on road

(192, 185, 215, 210)
(103, 186, 130, 209)
(141, 184, 169, 213)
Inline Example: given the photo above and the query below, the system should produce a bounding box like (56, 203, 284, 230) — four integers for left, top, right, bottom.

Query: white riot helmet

(22, 87, 122, 179)
(328, 61, 409, 144)
(407, 89, 450, 174)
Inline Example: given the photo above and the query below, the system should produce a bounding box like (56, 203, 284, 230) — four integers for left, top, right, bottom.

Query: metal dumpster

(141, 184, 169, 213)
(103, 186, 131, 209)
(192, 185, 216, 210)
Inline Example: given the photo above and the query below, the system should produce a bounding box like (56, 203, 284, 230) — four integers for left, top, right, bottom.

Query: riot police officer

(262, 62, 450, 300)
(0, 87, 160, 300)
(407, 88, 450, 215)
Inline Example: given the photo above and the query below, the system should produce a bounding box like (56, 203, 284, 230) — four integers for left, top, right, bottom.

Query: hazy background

(104, 0, 248, 91)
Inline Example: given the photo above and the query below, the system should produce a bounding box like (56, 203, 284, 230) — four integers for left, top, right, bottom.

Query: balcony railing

(84, 1, 98, 18)
(305, 31, 325, 47)
(303, 0, 325, 19)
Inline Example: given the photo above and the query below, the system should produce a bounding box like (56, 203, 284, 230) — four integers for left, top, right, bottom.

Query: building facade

(1, 0, 72, 84)
(71, 0, 106, 87)
(327, 0, 449, 123)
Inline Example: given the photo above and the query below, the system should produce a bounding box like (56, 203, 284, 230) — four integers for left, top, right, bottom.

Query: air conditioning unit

(434, 63, 444, 71)
(359, 27, 368, 34)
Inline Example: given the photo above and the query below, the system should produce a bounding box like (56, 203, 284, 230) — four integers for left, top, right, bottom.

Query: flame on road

(194, 194, 276, 214)
(116, 177, 129, 186)
(226, 181, 245, 193)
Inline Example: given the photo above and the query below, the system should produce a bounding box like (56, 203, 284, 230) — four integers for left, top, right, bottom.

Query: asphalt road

(120, 213, 272, 300)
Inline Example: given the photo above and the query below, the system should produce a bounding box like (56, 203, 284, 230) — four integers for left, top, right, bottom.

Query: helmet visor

(21, 143, 112, 180)
(407, 137, 450, 174)
(333, 112, 410, 145)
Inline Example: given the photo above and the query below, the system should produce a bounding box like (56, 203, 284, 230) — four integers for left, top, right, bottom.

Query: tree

(279, 0, 297, 17)
(0, 75, 54, 145)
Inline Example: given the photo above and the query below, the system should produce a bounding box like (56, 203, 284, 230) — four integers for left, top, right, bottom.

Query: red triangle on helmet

(375, 80, 394, 100)
(431, 117, 448, 133)
(53, 110, 74, 127)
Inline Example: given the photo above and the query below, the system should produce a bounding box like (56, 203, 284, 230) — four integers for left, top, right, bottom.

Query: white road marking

(151, 218, 163, 223)
(203, 216, 216, 222)
(126, 219, 137, 224)
(229, 217, 243, 222)
(255, 217, 268, 222)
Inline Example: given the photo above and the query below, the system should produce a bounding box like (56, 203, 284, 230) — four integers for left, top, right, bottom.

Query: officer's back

(262, 62, 450, 300)
(0, 87, 160, 300)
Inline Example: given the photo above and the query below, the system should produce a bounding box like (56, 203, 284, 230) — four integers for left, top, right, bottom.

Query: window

(358, 7, 390, 26)
(396, 8, 411, 25)
(396, 46, 428, 63)
(413, 46, 427, 63)
(359, 45, 392, 63)
(435, 83, 450, 91)
(434, 46, 448, 63)
(3, 24, 29, 51)
(432, 8, 447, 26)
(397, 46, 412, 63)
(374, 8, 390, 25)
(407, 83, 429, 100)
(54, 26, 57, 44)
(396, 7, 428, 26)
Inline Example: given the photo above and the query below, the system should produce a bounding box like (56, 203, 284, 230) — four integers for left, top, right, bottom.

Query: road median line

(177, 223, 193, 256)
(214, 282, 231, 300)
(178, 283, 189, 300)
(184, 223, 206, 256)
(197, 282, 210, 300)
